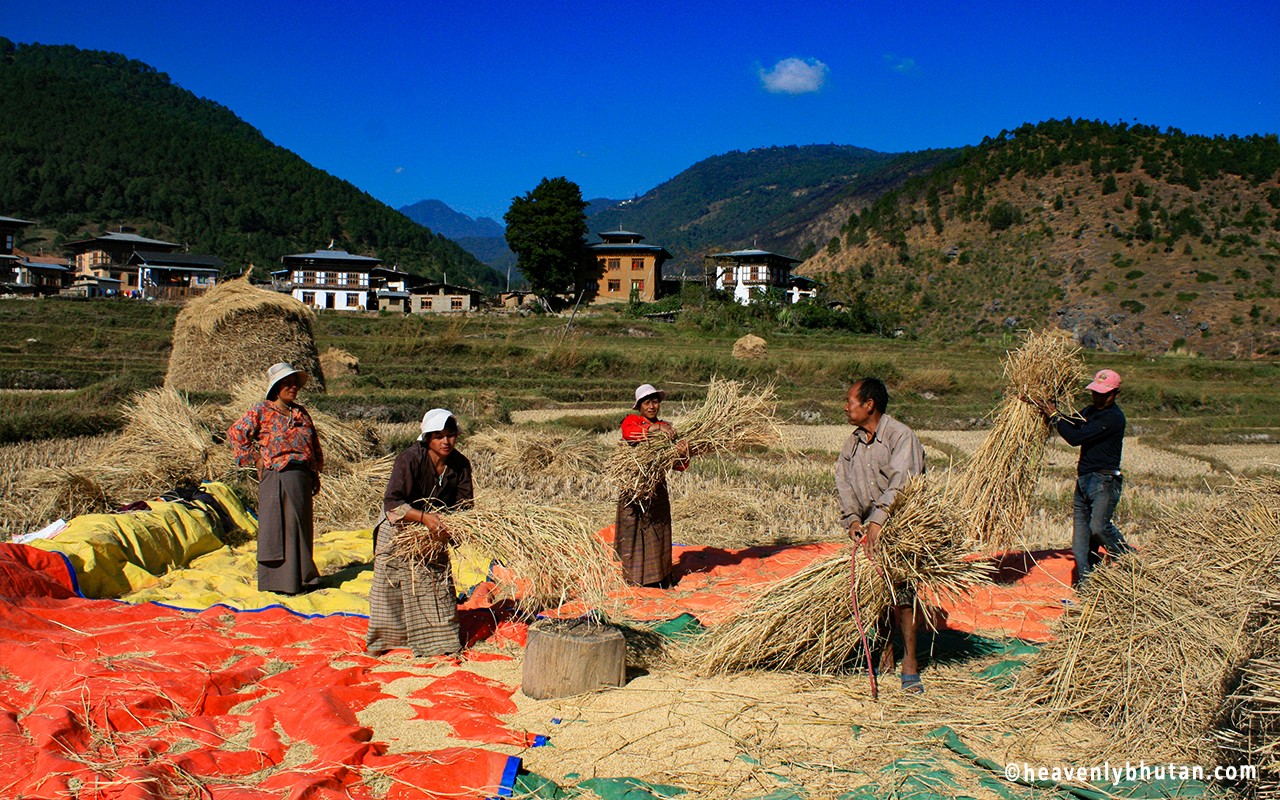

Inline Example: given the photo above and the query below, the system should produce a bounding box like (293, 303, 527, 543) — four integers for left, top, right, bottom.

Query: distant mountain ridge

(0, 39, 502, 289)
(399, 200, 504, 240)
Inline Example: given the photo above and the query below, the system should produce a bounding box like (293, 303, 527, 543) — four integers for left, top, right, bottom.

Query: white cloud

(759, 57, 829, 94)
(883, 54, 918, 74)
(395, 166, 405, 174)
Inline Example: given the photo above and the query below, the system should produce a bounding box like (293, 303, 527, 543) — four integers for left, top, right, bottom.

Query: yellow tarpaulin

(30, 479, 494, 615)
(29, 486, 246, 598)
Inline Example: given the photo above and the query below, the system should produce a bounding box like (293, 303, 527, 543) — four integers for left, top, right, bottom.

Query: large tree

(503, 177, 591, 298)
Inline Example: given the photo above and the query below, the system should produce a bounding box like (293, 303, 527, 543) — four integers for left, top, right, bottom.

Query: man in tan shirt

(835, 377, 927, 693)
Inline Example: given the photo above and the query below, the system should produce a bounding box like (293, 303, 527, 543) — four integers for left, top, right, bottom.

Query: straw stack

(687, 475, 990, 675)
(165, 277, 325, 394)
(949, 328, 1085, 551)
(391, 503, 625, 613)
(605, 378, 781, 507)
(1020, 476, 1280, 764)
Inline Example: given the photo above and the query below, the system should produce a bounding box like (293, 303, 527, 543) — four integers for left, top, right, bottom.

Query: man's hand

(847, 519, 863, 540)
(860, 521, 882, 561)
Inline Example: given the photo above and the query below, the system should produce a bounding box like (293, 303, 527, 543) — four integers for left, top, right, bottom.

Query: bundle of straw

(97, 388, 223, 496)
(467, 426, 604, 479)
(1020, 476, 1280, 763)
(605, 378, 781, 506)
(687, 475, 990, 675)
(391, 503, 624, 613)
(1215, 596, 1280, 795)
(313, 454, 395, 532)
(949, 328, 1085, 551)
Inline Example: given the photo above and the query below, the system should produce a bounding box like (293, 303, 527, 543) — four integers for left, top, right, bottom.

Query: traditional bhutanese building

(585, 229, 672, 303)
(707, 248, 818, 305)
(273, 248, 382, 311)
(64, 231, 180, 294)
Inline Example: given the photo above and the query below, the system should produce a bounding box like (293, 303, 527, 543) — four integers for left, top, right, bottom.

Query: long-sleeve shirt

(835, 414, 926, 529)
(383, 443, 474, 514)
(227, 401, 323, 475)
(1055, 404, 1125, 475)
(620, 414, 688, 472)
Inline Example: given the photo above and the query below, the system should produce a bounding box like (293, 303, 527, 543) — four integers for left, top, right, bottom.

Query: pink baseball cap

(1086, 369, 1122, 393)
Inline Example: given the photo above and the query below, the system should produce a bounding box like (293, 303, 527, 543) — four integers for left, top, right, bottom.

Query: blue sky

(4, 0, 1278, 221)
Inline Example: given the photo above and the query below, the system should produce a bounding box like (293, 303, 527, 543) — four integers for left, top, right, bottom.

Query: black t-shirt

(1055, 404, 1125, 475)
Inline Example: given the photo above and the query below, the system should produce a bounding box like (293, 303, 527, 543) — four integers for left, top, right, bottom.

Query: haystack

(1020, 476, 1280, 764)
(319, 347, 359, 382)
(732, 334, 768, 360)
(165, 278, 326, 394)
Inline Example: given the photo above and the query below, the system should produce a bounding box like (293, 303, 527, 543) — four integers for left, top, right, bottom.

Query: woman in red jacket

(615, 384, 689, 587)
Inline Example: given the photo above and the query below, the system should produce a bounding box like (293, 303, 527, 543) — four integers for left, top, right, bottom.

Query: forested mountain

(586, 144, 953, 270)
(0, 40, 502, 289)
(802, 119, 1280, 356)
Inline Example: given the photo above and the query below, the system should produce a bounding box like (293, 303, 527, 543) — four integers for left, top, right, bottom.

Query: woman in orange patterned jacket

(228, 362, 324, 595)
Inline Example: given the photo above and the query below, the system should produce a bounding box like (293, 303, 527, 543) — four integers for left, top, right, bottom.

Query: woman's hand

(311, 474, 322, 496)
(422, 512, 451, 543)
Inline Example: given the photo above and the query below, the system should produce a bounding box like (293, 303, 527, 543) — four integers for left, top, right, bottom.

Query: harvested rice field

(2, 302, 1278, 799)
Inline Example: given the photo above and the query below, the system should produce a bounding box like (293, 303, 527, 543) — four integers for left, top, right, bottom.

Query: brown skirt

(256, 469, 320, 595)
(615, 482, 673, 587)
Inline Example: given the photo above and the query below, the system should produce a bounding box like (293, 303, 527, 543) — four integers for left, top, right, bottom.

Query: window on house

(451, 296, 463, 310)
(631, 280, 644, 293)
(631, 258, 645, 271)
(607, 258, 621, 271)
(301, 270, 317, 285)
(607, 279, 621, 292)
(360, 273, 369, 286)
(302, 291, 315, 305)
(338, 272, 348, 286)
(3, 234, 12, 252)
(750, 266, 761, 281)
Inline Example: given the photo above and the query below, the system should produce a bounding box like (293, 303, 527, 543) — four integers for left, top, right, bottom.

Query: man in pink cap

(1041, 368, 1132, 584)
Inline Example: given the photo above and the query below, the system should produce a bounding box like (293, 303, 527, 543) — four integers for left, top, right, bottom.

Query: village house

(0, 216, 69, 295)
(273, 248, 382, 311)
(128, 251, 223, 300)
(585, 229, 672, 303)
(706, 248, 818, 305)
(64, 231, 181, 295)
(373, 265, 413, 313)
(409, 281, 485, 314)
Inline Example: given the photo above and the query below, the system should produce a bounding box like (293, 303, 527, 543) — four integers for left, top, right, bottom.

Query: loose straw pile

(950, 328, 1085, 551)
(467, 427, 604, 479)
(1020, 476, 1280, 764)
(687, 475, 990, 675)
(1216, 595, 1280, 794)
(606, 378, 781, 506)
(391, 503, 625, 613)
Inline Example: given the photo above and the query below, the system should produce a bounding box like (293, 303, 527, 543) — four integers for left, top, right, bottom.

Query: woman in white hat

(366, 408, 473, 657)
(227, 362, 324, 595)
(615, 384, 690, 587)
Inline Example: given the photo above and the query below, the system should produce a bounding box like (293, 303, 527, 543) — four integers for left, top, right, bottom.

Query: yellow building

(586, 230, 672, 303)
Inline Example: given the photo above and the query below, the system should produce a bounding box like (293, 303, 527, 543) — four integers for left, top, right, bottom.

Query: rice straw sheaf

(1215, 595, 1280, 796)
(1019, 476, 1280, 763)
(687, 475, 990, 675)
(950, 328, 1085, 552)
(312, 454, 395, 532)
(605, 378, 781, 507)
(97, 387, 225, 496)
(467, 426, 605, 479)
(391, 504, 624, 614)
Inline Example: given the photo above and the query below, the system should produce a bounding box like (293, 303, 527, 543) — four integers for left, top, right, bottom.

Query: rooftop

(709, 248, 801, 264)
(282, 249, 382, 265)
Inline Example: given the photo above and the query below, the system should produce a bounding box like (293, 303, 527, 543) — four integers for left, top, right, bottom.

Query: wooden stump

(521, 618, 626, 699)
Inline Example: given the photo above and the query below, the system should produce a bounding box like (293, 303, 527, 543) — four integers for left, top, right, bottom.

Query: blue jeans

(1072, 472, 1131, 584)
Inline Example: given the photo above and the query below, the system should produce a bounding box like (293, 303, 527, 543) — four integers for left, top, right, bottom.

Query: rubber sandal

(901, 673, 925, 695)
